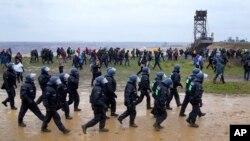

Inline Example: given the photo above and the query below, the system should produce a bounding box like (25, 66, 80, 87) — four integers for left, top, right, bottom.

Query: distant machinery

(192, 10, 213, 54)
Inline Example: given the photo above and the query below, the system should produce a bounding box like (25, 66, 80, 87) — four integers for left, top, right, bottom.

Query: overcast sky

(0, 0, 249, 42)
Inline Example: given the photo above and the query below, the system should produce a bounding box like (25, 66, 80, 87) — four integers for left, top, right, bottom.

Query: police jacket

(139, 74, 150, 91)
(43, 85, 60, 109)
(171, 71, 182, 88)
(124, 81, 137, 106)
(185, 74, 196, 94)
(38, 73, 51, 90)
(90, 84, 106, 108)
(20, 81, 36, 103)
(104, 75, 117, 98)
(189, 79, 203, 104)
(2, 70, 16, 90)
(151, 78, 161, 98)
(68, 75, 79, 90)
(155, 83, 169, 108)
(57, 81, 68, 103)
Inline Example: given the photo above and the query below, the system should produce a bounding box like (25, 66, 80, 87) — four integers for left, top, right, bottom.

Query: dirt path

(0, 82, 250, 141)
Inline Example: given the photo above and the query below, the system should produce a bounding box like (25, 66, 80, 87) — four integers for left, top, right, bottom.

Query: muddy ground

(0, 80, 249, 141)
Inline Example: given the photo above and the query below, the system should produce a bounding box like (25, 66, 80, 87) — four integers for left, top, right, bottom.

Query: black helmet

(192, 68, 200, 75)
(173, 64, 180, 72)
(59, 73, 70, 82)
(142, 67, 150, 74)
(107, 67, 116, 76)
(25, 73, 36, 83)
(70, 68, 78, 76)
(162, 78, 173, 87)
(129, 74, 139, 83)
(195, 72, 204, 82)
(41, 66, 50, 74)
(156, 72, 166, 80)
(94, 76, 108, 85)
(7, 63, 15, 71)
(47, 76, 62, 86)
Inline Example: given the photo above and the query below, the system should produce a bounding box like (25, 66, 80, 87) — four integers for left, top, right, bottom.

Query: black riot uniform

(67, 68, 81, 111)
(81, 76, 109, 134)
(179, 68, 200, 116)
(186, 73, 205, 128)
(104, 67, 118, 117)
(36, 66, 51, 104)
(58, 73, 72, 119)
(166, 64, 182, 110)
(41, 76, 70, 134)
(1, 63, 17, 110)
(136, 67, 152, 109)
(118, 74, 139, 127)
(153, 78, 172, 131)
(18, 74, 45, 127)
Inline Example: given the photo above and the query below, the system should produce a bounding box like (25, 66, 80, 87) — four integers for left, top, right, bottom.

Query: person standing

(14, 59, 24, 83)
(124, 50, 130, 66)
(166, 64, 183, 110)
(104, 67, 118, 117)
(118, 74, 139, 127)
(36, 66, 51, 104)
(186, 73, 205, 128)
(1, 63, 17, 110)
(41, 76, 70, 134)
(153, 50, 162, 70)
(81, 76, 109, 134)
(179, 68, 200, 116)
(18, 73, 45, 127)
(136, 67, 152, 109)
(91, 60, 102, 86)
(153, 78, 173, 131)
(58, 73, 72, 119)
(67, 68, 81, 111)
(58, 56, 65, 73)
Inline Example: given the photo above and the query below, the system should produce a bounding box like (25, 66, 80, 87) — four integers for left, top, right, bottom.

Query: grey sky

(0, 0, 249, 42)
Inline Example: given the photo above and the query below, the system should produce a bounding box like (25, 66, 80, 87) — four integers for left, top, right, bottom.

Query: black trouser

(187, 102, 200, 124)
(36, 88, 45, 104)
(166, 88, 181, 108)
(180, 93, 191, 115)
(101, 60, 108, 68)
(85, 106, 106, 129)
(108, 97, 116, 114)
(155, 107, 167, 126)
(119, 103, 136, 124)
(59, 66, 64, 73)
(16, 72, 23, 83)
(18, 101, 45, 123)
(153, 61, 162, 70)
(137, 90, 151, 108)
(61, 102, 70, 117)
(42, 108, 66, 132)
(67, 90, 80, 110)
(91, 73, 100, 86)
(3, 86, 16, 108)
(125, 58, 130, 66)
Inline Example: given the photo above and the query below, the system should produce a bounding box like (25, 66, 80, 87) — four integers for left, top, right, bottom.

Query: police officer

(179, 68, 200, 116)
(151, 72, 166, 116)
(104, 67, 118, 117)
(137, 67, 152, 109)
(154, 78, 173, 131)
(81, 76, 109, 134)
(67, 68, 81, 111)
(186, 73, 205, 128)
(58, 73, 72, 119)
(153, 51, 162, 70)
(118, 74, 139, 127)
(18, 73, 45, 127)
(1, 63, 17, 110)
(36, 66, 51, 104)
(41, 76, 70, 134)
(166, 64, 183, 110)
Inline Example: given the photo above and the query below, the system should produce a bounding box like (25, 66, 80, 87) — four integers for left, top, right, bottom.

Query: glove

(114, 94, 117, 98)
(200, 103, 203, 107)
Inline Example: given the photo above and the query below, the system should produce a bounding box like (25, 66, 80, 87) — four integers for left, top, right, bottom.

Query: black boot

(81, 125, 87, 134)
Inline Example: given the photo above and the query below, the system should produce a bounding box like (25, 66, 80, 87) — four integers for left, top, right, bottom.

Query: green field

(1, 56, 249, 94)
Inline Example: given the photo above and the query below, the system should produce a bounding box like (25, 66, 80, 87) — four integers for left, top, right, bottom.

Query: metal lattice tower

(194, 10, 207, 41)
